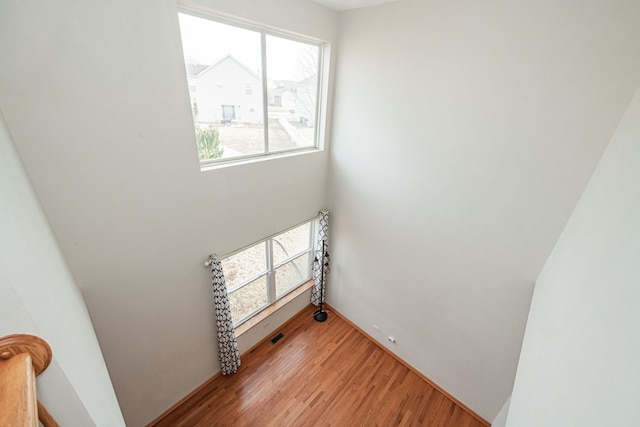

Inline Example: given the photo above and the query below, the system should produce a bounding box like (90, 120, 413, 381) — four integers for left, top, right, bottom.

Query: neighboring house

(268, 75, 317, 126)
(187, 55, 263, 125)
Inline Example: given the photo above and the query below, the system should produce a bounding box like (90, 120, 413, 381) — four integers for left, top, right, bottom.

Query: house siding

(189, 56, 263, 124)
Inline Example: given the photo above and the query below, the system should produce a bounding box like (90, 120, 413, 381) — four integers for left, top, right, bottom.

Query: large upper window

(221, 220, 316, 326)
(177, 11, 323, 166)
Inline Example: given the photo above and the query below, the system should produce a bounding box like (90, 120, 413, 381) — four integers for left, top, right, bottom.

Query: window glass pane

(266, 35, 319, 152)
(275, 253, 312, 298)
(272, 222, 312, 265)
(221, 242, 266, 290)
(228, 276, 268, 324)
(178, 13, 265, 160)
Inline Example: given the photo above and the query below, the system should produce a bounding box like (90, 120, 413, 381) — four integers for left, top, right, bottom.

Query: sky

(178, 13, 318, 81)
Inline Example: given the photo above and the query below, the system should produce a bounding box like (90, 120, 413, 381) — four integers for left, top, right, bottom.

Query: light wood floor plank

(150, 305, 488, 427)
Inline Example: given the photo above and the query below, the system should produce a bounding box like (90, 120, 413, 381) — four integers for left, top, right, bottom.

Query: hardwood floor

(150, 305, 488, 427)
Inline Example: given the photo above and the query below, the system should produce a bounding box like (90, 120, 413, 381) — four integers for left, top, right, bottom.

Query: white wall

(507, 85, 640, 425)
(0, 113, 125, 426)
(492, 395, 510, 427)
(328, 0, 640, 420)
(0, 0, 336, 425)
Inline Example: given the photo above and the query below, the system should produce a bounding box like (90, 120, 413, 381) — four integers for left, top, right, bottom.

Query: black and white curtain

(208, 254, 241, 375)
(311, 210, 330, 306)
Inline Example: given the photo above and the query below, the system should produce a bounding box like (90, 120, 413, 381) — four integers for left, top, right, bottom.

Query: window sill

(200, 148, 321, 172)
(235, 280, 313, 337)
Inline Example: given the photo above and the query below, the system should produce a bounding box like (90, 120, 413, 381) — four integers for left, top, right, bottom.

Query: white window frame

(178, 8, 327, 169)
(222, 217, 317, 326)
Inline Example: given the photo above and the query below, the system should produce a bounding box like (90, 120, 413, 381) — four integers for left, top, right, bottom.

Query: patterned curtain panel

(311, 210, 330, 306)
(208, 254, 241, 375)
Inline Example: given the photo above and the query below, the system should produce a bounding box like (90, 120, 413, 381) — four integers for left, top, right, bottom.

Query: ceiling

(311, 0, 401, 11)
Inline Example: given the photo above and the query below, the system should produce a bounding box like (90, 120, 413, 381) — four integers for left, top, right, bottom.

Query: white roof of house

(186, 54, 260, 80)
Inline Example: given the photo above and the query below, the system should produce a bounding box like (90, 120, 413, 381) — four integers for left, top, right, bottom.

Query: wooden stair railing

(0, 334, 60, 427)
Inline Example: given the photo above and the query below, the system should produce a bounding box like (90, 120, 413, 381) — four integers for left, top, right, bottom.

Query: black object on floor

(313, 309, 327, 322)
(271, 332, 284, 344)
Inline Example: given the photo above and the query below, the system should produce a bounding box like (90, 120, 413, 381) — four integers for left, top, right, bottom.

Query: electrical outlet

(387, 336, 396, 343)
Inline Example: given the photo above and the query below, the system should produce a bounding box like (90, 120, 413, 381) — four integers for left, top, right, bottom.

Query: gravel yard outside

(221, 221, 315, 325)
(210, 118, 315, 159)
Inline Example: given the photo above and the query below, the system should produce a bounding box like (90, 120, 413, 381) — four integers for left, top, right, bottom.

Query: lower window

(221, 220, 315, 325)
